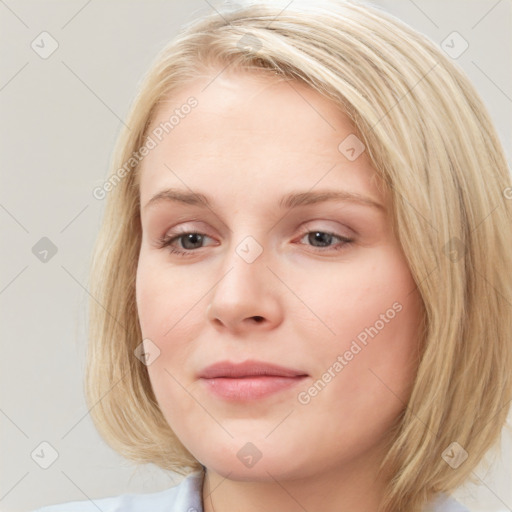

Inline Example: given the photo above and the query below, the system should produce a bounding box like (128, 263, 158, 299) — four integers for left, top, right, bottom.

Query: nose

(206, 240, 284, 334)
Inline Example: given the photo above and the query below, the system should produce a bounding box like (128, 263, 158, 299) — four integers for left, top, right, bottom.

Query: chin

(195, 437, 318, 482)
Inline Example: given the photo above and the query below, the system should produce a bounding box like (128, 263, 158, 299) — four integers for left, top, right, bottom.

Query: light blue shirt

(33, 468, 470, 512)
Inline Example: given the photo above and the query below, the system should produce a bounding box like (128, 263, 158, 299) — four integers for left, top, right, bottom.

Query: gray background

(1, 1, 511, 511)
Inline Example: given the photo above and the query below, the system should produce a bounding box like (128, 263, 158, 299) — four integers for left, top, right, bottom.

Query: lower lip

(200, 375, 307, 401)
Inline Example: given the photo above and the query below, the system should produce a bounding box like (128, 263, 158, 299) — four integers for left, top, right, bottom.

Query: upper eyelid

(165, 221, 351, 236)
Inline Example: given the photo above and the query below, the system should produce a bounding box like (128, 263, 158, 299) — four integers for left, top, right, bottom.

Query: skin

(135, 68, 424, 512)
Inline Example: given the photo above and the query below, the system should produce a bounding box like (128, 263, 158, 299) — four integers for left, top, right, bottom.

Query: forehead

(138, 69, 385, 210)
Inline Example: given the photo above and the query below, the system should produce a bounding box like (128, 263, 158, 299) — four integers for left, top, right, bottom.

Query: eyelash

(156, 227, 354, 257)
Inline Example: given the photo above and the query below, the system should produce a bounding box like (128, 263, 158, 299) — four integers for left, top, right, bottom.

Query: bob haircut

(86, 1, 512, 511)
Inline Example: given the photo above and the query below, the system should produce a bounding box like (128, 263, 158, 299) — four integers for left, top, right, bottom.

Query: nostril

(252, 316, 264, 323)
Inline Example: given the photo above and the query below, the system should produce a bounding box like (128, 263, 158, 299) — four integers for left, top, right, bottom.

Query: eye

(156, 228, 354, 257)
(297, 229, 354, 252)
(156, 231, 215, 257)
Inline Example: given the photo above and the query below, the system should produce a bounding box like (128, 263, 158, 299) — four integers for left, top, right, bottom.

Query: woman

(35, 1, 512, 511)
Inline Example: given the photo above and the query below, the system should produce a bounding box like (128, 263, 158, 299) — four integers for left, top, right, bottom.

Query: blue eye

(156, 229, 354, 257)
(156, 232, 213, 257)
(300, 230, 353, 250)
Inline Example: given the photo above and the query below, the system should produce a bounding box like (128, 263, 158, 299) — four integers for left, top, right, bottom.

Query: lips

(199, 360, 307, 378)
(198, 360, 308, 401)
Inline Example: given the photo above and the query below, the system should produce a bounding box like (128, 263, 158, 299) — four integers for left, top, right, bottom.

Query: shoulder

(424, 492, 471, 512)
(32, 470, 205, 512)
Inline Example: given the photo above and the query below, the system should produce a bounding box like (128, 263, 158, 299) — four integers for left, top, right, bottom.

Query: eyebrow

(143, 188, 385, 212)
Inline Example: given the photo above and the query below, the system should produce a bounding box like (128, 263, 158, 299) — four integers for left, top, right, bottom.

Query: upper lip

(199, 360, 308, 379)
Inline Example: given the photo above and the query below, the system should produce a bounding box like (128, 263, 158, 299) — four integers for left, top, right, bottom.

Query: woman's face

(136, 69, 423, 481)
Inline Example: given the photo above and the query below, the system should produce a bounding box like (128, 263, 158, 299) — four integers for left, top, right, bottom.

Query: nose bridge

(207, 229, 283, 330)
(218, 210, 270, 277)
(215, 233, 268, 300)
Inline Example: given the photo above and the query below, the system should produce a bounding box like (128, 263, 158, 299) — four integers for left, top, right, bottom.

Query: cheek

(136, 255, 162, 336)
(292, 245, 421, 348)
(135, 253, 206, 414)
(135, 252, 203, 339)
(302, 246, 422, 423)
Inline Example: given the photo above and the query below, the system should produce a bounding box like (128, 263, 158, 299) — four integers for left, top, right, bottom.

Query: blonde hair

(86, 1, 512, 510)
